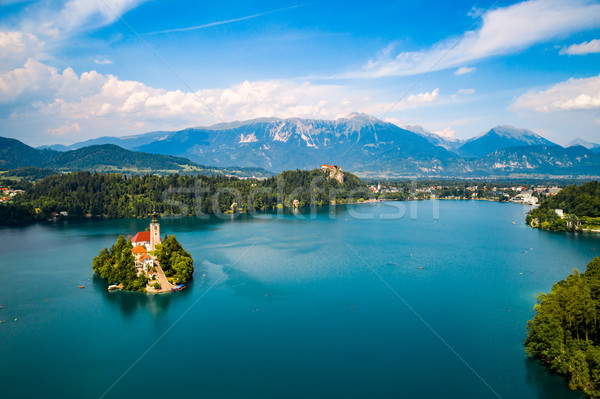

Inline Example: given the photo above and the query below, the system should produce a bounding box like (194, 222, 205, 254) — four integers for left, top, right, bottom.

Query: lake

(0, 200, 597, 398)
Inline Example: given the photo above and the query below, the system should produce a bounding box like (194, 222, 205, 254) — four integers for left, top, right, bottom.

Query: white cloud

(513, 74, 600, 112)
(0, 59, 446, 143)
(0, 0, 145, 73)
(458, 88, 475, 94)
(406, 88, 439, 104)
(48, 122, 81, 136)
(383, 117, 406, 127)
(55, 0, 148, 34)
(467, 6, 485, 19)
(559, 39, 600, 55)
(454, 67, 475, 76)
(433, 127, 455, 138)
(0, 58, 105, 104)
(0, 31, 45, 71)
(94, 58, 113, 65)
(354, 0, 600, 77)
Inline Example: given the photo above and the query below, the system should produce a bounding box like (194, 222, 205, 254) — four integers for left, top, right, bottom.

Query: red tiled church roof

(132, 244, 147, 254)
(132, 231, 150, 242)
(139, 253, 152, 262)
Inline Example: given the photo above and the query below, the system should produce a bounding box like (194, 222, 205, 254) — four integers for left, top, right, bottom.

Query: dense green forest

(92, 235, 148, 292)
(525, 257, 600, 398)
(527, 181, 600, 231)
(154, 235, 194, 284)
(0, 169, 367, 225)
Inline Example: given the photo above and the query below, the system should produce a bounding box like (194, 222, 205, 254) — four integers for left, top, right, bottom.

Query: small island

(92, 211, 193, 293)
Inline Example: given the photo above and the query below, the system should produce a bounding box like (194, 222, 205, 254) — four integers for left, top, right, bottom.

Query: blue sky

(1, 0, 599, 146)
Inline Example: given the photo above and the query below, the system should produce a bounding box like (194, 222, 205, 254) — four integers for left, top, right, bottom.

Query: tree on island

(153, 234, 194, 284)
(525, 257, 600, 397)
(92, 235, 148, 292)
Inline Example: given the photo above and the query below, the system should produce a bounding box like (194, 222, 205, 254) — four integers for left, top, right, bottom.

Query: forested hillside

(527, 181, 600, 231)
(0, 169, 367, 225)
(0, 137, 273, 177)
(526, 257, 600, 398)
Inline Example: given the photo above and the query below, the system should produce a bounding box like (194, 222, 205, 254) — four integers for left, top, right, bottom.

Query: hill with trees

(0, 137, 58, 169)
(0, 168, 367, 225)
(527, 181, 600, 231)
(525, 257, 600, 398)
(0, 136, 273, 177)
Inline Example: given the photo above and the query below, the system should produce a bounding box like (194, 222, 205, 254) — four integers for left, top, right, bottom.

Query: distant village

(368, 182, 562, 205)
(0, 187, 24, 203)
(0, 180, 563, 211)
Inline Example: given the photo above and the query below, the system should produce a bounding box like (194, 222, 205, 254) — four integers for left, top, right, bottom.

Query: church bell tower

(149, 209, 161, 251)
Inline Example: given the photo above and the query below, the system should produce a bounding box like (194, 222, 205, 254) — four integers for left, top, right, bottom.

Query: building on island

(132, 244, 147, 255)
(149, 211, 160, 251)
(131, 231, 151, 250)
(131, 211, 162, 276)
(131, 211, 161, 251)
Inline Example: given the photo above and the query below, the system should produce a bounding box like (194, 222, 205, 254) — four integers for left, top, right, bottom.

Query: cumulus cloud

(513, 74, 600, 112)
(0, 57, 448, 143)
(0, 31, 45, 71)
(559, 39, 600, 55)
(406, 88, 439, 104)
(0, 58, 446, 143)
(0, 58, 105, 104)
(353, 0, 600, 77)
(454, 67, 475, 76)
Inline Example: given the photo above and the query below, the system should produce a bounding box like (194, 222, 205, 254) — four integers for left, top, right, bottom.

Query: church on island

(131, 211, 161, 277)
(94, 210, 189, 293)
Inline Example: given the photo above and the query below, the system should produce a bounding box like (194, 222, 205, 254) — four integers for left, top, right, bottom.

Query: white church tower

(149, 209, 161, 251)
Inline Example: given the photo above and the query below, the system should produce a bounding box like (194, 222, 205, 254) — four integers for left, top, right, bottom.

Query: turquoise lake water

(0, 200, 597, 398)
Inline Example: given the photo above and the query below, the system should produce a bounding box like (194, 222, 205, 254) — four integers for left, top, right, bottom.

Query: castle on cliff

(321, 164, 345, 184)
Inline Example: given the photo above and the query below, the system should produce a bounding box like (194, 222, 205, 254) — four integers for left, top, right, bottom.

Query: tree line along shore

(0, 166, 585, 226)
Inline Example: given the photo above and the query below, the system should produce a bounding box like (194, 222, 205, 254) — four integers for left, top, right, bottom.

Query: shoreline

(1, 197, 532, 228)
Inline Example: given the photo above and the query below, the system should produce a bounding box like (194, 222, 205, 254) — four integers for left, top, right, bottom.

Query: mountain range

(0, 137, 272, 178)
(566, 138, 600, 153)
(3, 113, 600, 178)
(404, 124, 559, 157)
